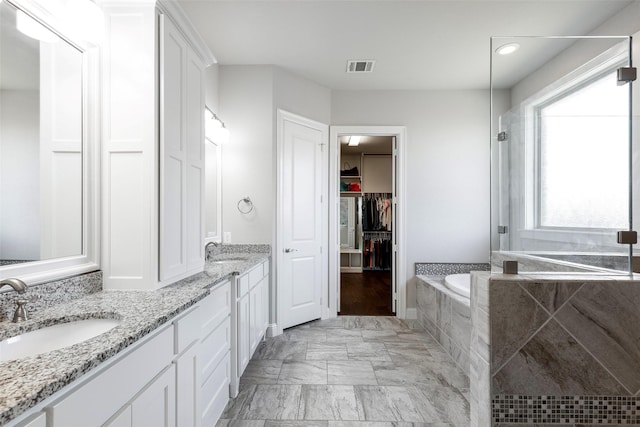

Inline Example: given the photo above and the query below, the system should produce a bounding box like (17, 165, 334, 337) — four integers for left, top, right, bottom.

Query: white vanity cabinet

(101, 2, 214, 291)
(231, 259, 270, 396)
(47, 324, 175, 426)
(198, 280, 232, 427)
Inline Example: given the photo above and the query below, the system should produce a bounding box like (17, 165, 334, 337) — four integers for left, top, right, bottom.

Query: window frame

(522, 43, 630, 233)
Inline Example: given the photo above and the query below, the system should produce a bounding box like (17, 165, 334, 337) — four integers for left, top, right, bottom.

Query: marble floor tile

(216, 420, 266, 427)
(372, 361, 469, 390)
(384, 343, 434, 363)
(353, 385, 425, 422)
(407, 384, 470, 425)
(309, 317, 347, 328)
(347, 342, 392, 361)
(307, 342, 350, 360)
(279, 360, 328, 384)
(328, 423, 455, 427)
(228, 384, 302, 420)
(224, 316, 470, 427)
(361, 330, 400, 341)
(253, 339, 307, 360)
(326, 329, 365, 343)
(285, 328, 329, 342)
(240, 360, 283, 385)
(265, 421, 329, 427)
(328, 361, 378, 385)
(298, 385, 364, 420)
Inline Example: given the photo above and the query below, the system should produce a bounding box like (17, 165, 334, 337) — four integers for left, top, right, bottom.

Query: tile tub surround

(416, 275, 471, 377)
(0, 251, 269, 425)
(0, 271, 102, 321)
(470, 272, 640, 425)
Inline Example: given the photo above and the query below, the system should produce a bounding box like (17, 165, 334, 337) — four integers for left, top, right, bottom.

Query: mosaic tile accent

(492, 395, 640, 424)
(415, 262, 490, 276)
(0, 271, 102, 321)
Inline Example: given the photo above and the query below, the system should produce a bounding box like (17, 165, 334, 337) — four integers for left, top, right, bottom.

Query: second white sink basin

(211, 258, 247, 264)
(0, 318, 121, 362)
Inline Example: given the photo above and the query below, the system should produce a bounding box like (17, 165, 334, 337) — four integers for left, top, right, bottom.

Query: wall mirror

(0, 0, 98, 284)
(205, 107, 222, 243)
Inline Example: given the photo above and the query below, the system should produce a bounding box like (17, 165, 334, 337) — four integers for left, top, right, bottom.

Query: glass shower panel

(490, 36, 633, 274)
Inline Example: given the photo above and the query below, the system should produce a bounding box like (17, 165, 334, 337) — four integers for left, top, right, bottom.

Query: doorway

(339, 136, 394, 315)
(328, 126, 407, 319)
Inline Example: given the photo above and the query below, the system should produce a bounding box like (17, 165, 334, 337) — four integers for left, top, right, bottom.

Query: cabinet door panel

(176, 343, 200, 427)
(185, 50, 204, 271)
(238, 294, 250, 375)
(104, 406, 132, 427)
(159, 15, 188, 281)
(131, 365, 176, 427)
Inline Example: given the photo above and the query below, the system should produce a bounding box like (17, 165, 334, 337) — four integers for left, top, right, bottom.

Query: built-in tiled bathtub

(414, 263, 489, 377)
(417, 274, 471, 376)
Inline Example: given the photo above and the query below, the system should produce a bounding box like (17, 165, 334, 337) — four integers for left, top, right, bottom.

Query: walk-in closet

(339, 135, 395, 315)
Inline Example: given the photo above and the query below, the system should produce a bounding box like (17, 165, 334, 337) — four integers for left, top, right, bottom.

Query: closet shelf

(363, 230, 391, 233)
(340, 175, 361, 179)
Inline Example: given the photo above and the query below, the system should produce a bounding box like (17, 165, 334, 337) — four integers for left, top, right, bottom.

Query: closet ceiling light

(496, 43, 520, 55)
(16, 10, 59, 43)
(348, 136, 361, 146)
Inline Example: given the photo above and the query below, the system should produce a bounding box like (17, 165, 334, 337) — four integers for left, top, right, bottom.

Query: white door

(278, 111, 327, 331)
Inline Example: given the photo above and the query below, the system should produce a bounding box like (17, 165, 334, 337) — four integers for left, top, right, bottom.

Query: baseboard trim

(266, 323, 279, 338)
(405, 308, 417, 319)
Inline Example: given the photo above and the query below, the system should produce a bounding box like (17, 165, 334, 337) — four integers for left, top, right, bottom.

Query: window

(534, 66, 629, 230)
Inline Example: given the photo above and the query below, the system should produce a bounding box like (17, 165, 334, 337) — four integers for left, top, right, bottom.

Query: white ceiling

(179, 0, 633, 91)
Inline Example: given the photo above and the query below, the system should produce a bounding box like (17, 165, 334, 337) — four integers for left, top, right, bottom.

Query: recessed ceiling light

(496, 43, 520, 55)
(348, 136, 361, 146)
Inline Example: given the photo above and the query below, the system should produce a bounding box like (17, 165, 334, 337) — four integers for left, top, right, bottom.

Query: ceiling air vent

(346, 60, 376, 73)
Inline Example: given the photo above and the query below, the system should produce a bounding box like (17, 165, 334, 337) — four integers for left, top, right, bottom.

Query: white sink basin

(211, 258, 247, 264)
(0, 318, 121, 362)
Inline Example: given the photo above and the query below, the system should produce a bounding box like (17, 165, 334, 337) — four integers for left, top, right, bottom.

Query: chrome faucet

(0, 278, 28, 322)
(205, 241, 220, 261)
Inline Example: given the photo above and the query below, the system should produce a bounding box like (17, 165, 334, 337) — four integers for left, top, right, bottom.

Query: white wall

(219, 65, 275, 244)
(332, 90, 490, 308)
(0, 90, 40, 260)
(205, 64, 219, 112)
(218, 65, 331, 244)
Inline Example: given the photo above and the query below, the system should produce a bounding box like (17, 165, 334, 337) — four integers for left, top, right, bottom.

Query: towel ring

(237, 196, 254, 214)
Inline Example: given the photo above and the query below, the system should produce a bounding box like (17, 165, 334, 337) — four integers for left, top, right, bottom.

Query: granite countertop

(0, 252, 269, 425)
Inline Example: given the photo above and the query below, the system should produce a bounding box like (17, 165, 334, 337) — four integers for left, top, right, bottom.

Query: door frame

(275, 110, 329, 336)
(329, 126, 407, 319)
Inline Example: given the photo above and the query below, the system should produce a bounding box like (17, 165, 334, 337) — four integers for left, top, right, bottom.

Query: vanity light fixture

(496, 43, 520, 55)
(16, 10, 59, 43)
(348, 135, 361, 146)
(64, 0, 105, 44)
(205, 108, 230, 144)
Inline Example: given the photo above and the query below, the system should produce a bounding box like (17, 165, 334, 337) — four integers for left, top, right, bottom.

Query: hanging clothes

(362, 193, 392, 232)
(363, 233, 392, 270)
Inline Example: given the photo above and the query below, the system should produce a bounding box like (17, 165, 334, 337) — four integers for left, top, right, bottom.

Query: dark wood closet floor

(339, 271, 393, 316)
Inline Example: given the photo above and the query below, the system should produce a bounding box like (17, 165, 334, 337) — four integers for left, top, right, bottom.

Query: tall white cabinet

(101, 1, 214, 290)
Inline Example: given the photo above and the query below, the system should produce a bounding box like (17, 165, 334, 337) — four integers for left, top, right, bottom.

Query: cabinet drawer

(201, 355, 230, 427)
(237, 274, 249, 298)
(174, 306, 200, 355)
(49, 325, 174, 426)
(201, 280, 231, 339)
(200, 317, 230, 385)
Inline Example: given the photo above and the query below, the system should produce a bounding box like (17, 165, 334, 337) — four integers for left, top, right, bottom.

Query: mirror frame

(0, 0, 100, 285)
(205, 125, 223, 244)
